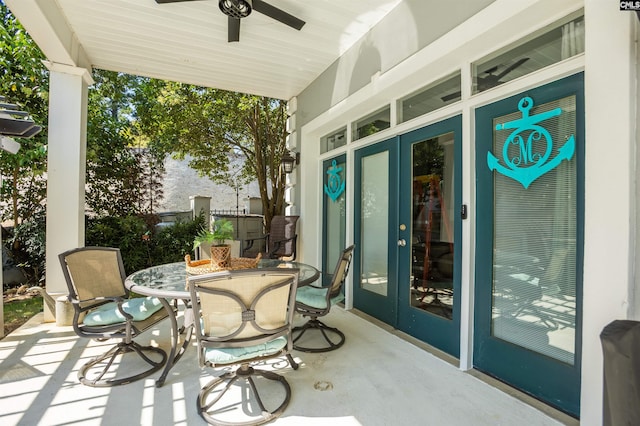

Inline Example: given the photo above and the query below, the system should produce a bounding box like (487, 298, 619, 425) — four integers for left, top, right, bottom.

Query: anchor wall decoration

(324, 159, 345, 202)
(488, 96, 575, 189)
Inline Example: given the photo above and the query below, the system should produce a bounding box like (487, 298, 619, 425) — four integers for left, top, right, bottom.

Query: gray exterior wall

(295, 0, 496, 129)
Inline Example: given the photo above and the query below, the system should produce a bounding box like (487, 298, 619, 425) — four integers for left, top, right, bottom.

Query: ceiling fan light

(219, 0, 252, 19)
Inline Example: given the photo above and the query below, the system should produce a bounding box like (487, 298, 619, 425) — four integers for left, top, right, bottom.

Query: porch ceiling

(5, 0, 402, 100)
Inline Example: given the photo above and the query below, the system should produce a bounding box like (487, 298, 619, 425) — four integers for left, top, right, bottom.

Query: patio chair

(59, 247, 169, 387)
(242, 215, 299, 260)
(292, 244, 355, 352)
(189, 268, 300, 426)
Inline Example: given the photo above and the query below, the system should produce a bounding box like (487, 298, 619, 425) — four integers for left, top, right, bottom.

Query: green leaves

(132, 82, 288, 229)
(194, 218, 235, 248)
(86, 70, 165, 217)
(0, 3, 49, 225)
(86, 214, 206, 275)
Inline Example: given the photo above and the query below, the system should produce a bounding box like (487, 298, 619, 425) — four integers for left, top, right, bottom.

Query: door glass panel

(360, 151, 389, 296)
(410, 132, 455, 319)
(491, 95, 577, 364)
(323, 156, 346, 285)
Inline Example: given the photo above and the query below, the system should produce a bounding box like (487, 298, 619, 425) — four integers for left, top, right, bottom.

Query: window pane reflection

(410, 132, 455, 319)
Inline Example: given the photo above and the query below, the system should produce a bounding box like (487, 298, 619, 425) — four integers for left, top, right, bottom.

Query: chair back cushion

(191, 269, 298, 342)
(329, 245, 355, 296)
(60, 248, 127, 310)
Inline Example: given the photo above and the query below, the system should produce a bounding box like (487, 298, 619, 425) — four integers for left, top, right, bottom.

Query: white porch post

(582, 2, 637, 423)
(285, 97, 299, 217)
(43, 62, 92, 322)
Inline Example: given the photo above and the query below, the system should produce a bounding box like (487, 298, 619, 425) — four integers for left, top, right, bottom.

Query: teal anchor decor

(488, 96, 575, 189)
(324, 160, 345, 202)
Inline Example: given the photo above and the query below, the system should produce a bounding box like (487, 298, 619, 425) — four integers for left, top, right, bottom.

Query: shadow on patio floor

(0, 308, 567, 425)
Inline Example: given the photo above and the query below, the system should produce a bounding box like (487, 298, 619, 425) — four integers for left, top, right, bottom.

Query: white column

(582, 3, 636, 424)
(285, 97, 299, 217)
(44, 62, 92, 322)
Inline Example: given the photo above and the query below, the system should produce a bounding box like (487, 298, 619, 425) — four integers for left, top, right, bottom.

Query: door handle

(398, 239, 406, 247)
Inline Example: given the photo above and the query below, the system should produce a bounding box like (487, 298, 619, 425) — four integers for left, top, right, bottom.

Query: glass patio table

(124, 259, 320, 387)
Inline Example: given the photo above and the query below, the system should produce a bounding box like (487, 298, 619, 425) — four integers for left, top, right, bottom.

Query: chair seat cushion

(83, 296, 164, 326)
(296, 285, 345, 309)
(204, 336, 288, 365)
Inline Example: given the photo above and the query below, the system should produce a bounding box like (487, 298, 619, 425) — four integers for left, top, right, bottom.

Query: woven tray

(184, 253, 262, 274)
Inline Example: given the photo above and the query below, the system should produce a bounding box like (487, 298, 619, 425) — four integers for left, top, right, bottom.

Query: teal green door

(353, 138, 398, 325)
(353, 117, 462, 357)
(397, 116, 462, 357)
(474, 73, 583, 417)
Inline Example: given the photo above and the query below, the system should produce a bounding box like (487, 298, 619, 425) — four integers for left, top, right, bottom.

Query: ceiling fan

(441, 57, 530, 102)
(156, 0, 306, 42)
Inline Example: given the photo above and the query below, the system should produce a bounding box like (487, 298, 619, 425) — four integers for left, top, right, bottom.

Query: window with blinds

(490, 95, 577, 365)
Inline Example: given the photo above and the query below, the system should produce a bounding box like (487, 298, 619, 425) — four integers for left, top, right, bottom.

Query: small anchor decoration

(324, 160, 345, 202)
(488, 96, 575, 189)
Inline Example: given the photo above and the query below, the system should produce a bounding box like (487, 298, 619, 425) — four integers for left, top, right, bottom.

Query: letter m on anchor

(487, 96, 575, 189)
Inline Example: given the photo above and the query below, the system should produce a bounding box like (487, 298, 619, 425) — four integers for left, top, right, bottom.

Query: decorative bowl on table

(184, 253, 262, 275)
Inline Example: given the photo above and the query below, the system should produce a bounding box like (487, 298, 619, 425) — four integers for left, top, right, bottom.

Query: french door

(353, 116, 462, 357)
(397, 116, 462, 357)
(353, 138, 398, 325)
(474, 73, 584, 417)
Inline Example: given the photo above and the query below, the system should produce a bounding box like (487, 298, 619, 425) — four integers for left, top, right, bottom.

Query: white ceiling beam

(5, 0, 91, 69)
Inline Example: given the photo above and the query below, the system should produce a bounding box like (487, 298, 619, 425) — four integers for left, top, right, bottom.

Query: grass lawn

(2, 295, 43, 337)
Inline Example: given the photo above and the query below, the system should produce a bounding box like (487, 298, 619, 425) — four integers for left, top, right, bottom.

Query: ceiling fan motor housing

(219, 0, 252, 18)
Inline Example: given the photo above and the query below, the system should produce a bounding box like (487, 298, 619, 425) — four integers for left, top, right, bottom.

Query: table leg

(156, 297, 177, 387)
(172, 303, 194, 366)
(155, 298, 194, 387)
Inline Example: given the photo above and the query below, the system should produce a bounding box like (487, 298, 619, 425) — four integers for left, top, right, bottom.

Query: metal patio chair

(58, 247, 168, 387)
(189, 268, 299, 426)
(292, 244, 355, 352)
(242, 215, 299, 260)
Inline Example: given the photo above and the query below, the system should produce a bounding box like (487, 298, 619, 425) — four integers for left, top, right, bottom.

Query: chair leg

(197, 364, 291, 426)
(286, 353, 299, 370)
(292, 318, 346, 353)
(79, 341, 167, 387)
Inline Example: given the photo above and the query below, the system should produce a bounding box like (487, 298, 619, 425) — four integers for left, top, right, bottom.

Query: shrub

(5, 215, 46, 286)
(86, 214, 206, 274)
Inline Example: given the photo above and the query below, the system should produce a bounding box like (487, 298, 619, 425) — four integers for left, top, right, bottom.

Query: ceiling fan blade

(441, 91, 462, 102)
(228, 16, 241, 42)
(495, 57, 530, 80)
(252, 0, 305, 30)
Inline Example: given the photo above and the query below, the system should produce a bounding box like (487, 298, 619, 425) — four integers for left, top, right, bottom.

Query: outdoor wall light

(281, 151, 300, 174)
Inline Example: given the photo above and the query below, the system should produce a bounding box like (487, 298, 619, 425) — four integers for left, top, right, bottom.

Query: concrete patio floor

(0, 307, 576, 425)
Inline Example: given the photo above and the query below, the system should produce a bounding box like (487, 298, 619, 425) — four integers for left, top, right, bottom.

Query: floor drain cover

(314, 381, 333, 391)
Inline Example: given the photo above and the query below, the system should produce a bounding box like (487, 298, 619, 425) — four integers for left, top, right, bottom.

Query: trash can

(600, 320, 640, 426)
